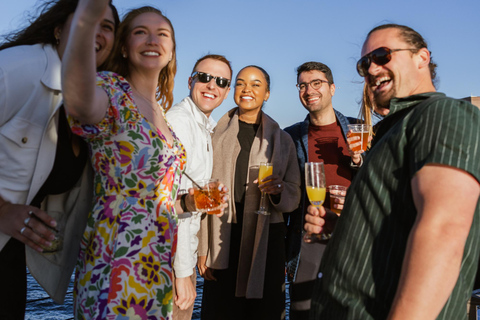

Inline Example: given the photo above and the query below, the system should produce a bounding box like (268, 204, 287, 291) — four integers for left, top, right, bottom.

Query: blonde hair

(105, 6, 177, 110)
(357, 83, 375, 148)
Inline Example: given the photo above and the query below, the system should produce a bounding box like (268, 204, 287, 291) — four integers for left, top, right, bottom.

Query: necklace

(130, 83, 162, 119)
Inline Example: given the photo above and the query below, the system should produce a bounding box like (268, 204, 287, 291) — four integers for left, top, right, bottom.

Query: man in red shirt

(284, 61, 362, 319)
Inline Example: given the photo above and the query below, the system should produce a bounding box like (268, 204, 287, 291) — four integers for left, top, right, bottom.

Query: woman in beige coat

(198, 65, 301, 319)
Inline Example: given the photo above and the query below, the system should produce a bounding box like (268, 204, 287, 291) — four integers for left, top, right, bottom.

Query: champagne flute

(257, 162, 273, 215)
(303, 161, 328, 243)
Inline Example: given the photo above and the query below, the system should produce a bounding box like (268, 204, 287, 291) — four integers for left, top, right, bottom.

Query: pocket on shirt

(0, 117, 43, 185)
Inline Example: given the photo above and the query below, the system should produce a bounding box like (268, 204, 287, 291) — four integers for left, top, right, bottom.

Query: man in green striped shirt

(305, 24, 480, 320)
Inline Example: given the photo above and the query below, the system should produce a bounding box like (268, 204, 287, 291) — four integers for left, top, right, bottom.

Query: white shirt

(166, 96, 216, 278)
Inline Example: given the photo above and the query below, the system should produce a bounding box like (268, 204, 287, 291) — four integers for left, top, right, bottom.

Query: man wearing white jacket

(167, 54, 232, 319)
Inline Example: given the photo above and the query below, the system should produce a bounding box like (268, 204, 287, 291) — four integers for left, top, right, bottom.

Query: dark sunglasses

(356, 47, 417, 77)
(192, 72, 231, 88)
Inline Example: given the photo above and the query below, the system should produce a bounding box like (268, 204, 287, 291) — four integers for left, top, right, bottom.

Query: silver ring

(20, 227, 26, 235)
(28, 211, 34, 216)
(24, 217, 31, 226)
(277, 184, 281, 188)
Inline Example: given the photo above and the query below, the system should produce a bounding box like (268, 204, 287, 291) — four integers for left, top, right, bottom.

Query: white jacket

(0, 44, 62, 248)
(166, 96, 216, 278)
(0, 44, 92, 303)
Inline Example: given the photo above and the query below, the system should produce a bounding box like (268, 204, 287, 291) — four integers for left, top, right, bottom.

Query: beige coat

(199, 108, 300, 298)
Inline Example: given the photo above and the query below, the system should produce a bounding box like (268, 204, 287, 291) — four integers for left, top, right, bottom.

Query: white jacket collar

(40, 44, 62, 92)
(182, 96, 217, 133)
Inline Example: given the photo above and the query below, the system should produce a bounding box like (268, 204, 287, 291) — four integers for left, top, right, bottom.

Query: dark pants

(289, 241, 327, 320)
(201, 222, 286, 320)
(0, 238, 27, 320)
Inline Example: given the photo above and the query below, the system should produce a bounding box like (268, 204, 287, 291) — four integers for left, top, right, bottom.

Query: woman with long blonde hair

(62, 0, 186, 318)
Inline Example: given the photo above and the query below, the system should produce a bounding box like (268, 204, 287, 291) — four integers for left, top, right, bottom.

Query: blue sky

(1, 0, 479, 128)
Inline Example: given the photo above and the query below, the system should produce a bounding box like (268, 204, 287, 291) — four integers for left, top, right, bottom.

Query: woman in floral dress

(62, 1, 185, 319)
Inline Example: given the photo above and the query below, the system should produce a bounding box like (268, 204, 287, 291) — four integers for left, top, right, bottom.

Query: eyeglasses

(356, 47, 418, 77)
(296, 79, 330, 92)
(191, 72, 230, 89)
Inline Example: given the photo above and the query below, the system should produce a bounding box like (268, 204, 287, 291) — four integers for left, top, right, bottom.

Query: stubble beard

(373, 85, 395, 110)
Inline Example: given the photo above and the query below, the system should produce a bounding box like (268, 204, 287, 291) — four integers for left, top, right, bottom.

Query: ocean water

(26, 273, 479, 320)
(25, 272, 204, 320)
(25, 272, 291, 320)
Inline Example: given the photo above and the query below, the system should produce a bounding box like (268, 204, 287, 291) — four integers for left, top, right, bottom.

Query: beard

(373, 90, 393, 109)
(372, 80, 395, 110)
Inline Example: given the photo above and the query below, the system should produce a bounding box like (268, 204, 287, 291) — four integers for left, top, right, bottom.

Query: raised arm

(62, 0, 110, 124)
(387, 164, 479, 319)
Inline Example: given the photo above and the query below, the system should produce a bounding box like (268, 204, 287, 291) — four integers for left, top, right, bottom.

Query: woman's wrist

(180, 193, 196, 212)
(180, 194, 188, 212)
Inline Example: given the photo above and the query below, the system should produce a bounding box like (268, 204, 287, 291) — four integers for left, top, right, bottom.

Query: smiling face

(234, 67, 270, 118)
(56, 8, 115, 67)
(124, 12, 174, 74)
(298, 70, 335, 115)
(188, 58, 231, 117)
(94, 8, 116, 67)
(362, 28, 426, 109)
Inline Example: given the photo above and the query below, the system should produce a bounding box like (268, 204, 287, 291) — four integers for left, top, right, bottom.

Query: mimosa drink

(306, 186, 326, 208)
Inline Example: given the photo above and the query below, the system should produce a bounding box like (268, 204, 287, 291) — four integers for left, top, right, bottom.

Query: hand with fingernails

(346, 131, 365, 165)
(256, 173, 284, 195)
(346, 130, 373, 165)
(0, 200, 57, 252)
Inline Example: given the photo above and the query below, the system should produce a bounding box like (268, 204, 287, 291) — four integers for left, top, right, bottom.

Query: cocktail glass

(193, 179, 222, 214)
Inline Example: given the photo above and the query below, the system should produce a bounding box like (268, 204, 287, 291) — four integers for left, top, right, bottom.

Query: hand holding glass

(193, 179, 222, 214)
(303, 162, 328, 243)
(257, 162, 273, 215)
(347, 124, 371, 152)
(328, 185, 347, 216)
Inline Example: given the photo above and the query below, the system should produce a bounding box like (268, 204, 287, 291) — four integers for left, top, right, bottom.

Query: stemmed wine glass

(257, 162, 273, 215)
(303, 161, 328, 243)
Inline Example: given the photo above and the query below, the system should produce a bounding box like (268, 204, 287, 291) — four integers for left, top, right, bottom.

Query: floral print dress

(69, 72, 186, 320)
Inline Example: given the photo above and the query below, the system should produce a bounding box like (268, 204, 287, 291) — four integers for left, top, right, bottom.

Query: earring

(55, 34, 60, 45)
(123, 53, 127, 58)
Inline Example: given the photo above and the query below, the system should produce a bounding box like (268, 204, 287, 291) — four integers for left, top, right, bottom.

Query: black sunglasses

(191, 72, 230, 88)
(356, 47, 417, 77)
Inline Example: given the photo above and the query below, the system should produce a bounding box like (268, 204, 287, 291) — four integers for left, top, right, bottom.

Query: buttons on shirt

(21, 137, 28, 144)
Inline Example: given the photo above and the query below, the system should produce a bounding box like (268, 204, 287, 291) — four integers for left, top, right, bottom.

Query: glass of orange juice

(303, 161, 328, 243)
(257, 162, 273, 215)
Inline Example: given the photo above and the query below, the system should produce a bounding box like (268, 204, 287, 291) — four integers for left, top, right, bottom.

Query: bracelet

(180, 194, 188, 212)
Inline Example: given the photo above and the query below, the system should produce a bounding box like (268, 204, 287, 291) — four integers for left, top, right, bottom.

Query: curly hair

(0, 0, 119, 51)
(105, 6, 177, 111)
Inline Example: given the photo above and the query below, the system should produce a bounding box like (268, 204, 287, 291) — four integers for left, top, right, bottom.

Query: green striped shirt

(310, 93, 480, 320)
